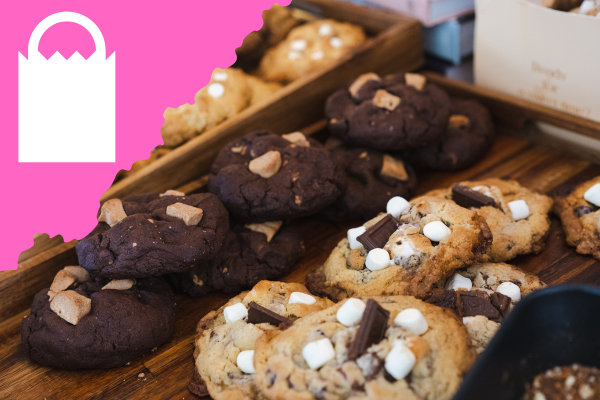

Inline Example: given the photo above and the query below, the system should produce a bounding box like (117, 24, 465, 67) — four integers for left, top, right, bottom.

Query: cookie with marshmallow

(191, 280, 333, 400)
(253, 295, 475, 400)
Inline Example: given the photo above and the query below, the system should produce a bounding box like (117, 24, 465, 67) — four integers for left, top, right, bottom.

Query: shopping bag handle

(28, 12, 106, 61)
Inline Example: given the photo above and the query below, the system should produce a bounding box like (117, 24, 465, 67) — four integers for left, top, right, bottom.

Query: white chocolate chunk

(166, 203, 204, 226)
(365, 248, 391, 271)
(318, 23, 333, 36)
(50, 290, 91, 325)
(303, 338, 335, 369)
(237, 350, 255, 374)
(207, 82, 225, 98)
(584, 183, 600, 207)
(330, 37, 342, 48)
(98, 199, 127, 227)
(381, 155, 408, 181)
(445, 273, 472, 291)
(311, 51, 324, 60)
(244, 221, 282, 242)
(349, 73, 382, 98)
(49, 270, 76, 293)
(394, 308, 429, 335)
(372, 90, 401, 111)
(508, 200, 530, 220)
(387, 196, 410, 218)
(347, 226, 366, 250)
(63, 266, 90, 283)
(161, 189, 185, 197)
(282, 132, 310, 147)
(404, 73, 426, 91)
(248, 151, 282, 178)
(224, 303, 248, 324)
(423, 221, 451, 242)
(288, 292, 316, 305)
(213, 71, 228, 81)
(102, 279, 136, 291)
(496, 282, 521, 301)
(336, 298, 366, 327)
(385, 341, 416, 380)
(290, 39, 307, 51)
(448, 115, 470, 129)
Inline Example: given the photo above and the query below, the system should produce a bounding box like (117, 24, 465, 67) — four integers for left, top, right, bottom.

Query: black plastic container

(453, 284, 600, 400)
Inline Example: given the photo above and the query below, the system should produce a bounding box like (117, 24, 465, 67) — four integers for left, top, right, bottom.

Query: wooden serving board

(2, 76, 600, 399)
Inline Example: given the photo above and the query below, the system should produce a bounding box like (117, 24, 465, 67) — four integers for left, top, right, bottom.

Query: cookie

(306, 196, 493, 301)
(253, 295, 476, 400)
(256, 19, 366, 84)
(168, 223, 305, 297)
(208, 131, 345, 222)
(191, 280, 334, 400)
(320, 145, 417, 221)
(426, 178, 554, 262)
(325, 72, 451, 151)
(76, 192, 229, 279)
(401, 99, 494, 171)
(427, 262, 545, 353)
(554, 176, 600, 261)
(21, 267, 175, 369)
(524, 364, 600, 400)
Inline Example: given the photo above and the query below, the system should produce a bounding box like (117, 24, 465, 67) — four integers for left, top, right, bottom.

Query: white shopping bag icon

(18, 12, 115, 162)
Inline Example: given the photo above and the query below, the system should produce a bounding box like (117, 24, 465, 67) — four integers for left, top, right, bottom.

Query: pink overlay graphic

(0, 0, 290, 269)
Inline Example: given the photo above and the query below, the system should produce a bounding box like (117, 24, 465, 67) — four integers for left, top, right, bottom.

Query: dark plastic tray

(453, 284, 600, 400)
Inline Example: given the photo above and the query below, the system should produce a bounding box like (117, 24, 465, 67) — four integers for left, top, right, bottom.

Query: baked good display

(306, 196, 493, 301)
(325, 72, 451, 151)
(21, 266, 175, 369)
(253, 295, 476, 400)
(524, 364, 600, 400)
(401, 99, 494, 171)
(76, 192, 229, 278)
(426, 263, 545, 353)
(168, 223, 304, 297)
(116, 147, 171, 181)
(426, 178, 554, 262)
(321, 144, 417, 221)
(554, 176, 600, 260)
(190, 280, 334, 399)
(208, 130, 345, 222)
(256, 19, 366, 84)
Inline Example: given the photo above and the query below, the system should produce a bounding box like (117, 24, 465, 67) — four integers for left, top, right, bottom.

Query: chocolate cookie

(76, 192, 229, 279)
(524, 364, 600, 400)
(321, 145, 417, 221)
(21, 268, 175, 369)
(208, 131, 345, 222)
(326, 72, 451, 151)
(402, 99, 494, 171)
(168, 223, 305, 297)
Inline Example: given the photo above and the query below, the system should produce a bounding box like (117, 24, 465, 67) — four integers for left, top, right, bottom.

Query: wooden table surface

(1, 132, 600, 400)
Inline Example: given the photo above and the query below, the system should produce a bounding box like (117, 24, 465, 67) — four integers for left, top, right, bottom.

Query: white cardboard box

(474, 0, 600, 122)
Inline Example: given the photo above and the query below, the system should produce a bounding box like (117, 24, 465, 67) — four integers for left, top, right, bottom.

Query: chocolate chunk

(426, 290, 464, 319)
(357, 214, 399, 251)
(247, 302, 291, 326)
(188, 368, 209, 397)
(451, 184, 496, 209)
(459, 290, 500, 321)
(490, 292, 511, 319)
(348, 299, 390, 360)
(575, 205, 592, 218)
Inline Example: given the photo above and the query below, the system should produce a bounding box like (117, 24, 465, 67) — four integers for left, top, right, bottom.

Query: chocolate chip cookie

(326, 72, 451, 151)
(253, 296, 475, 400)
(554, 176, 600, 261)
(426, 178, 554, 262)
(168, 223, 305, 297)
(191, 280, 334, 400)
(306, 196, 493, 301)
(76, 192, 229, 279)
(401, 99, 494, 171)
(208, 131, 345, 222)
(21, 268, 175, 369)
(524, 364, 600, 400)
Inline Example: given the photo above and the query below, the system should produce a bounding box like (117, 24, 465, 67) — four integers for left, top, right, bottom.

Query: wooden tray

(2, 75, 600, 399)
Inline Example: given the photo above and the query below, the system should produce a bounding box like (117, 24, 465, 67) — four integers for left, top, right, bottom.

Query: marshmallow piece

(404, 73, 427, 91)
(365, 248, 391, 271)
(390, 241, 416, 266)
(302, 338, 335, 369)
(330, 37, 342, 48)
(448, 115, 470, 129)
(213, 71, 228, 81)
(349, 73, 382, 98)
(50, 290, 92, 325)
(318, 23, 333, 36)
(580, 0, 596, 14)
(166, 202, 204, 226)
(394, 308, 428, 335)
(224, 303, 248, 324)
(102, 279, 136, 291)
(289, 292, 316, 305)
(445, 273, 472, 291)
(496, 282, 521, 301)
(385, 342, 416, 380)
(310, 51, 324, 60)
(282, 132, 310, 147)
(161, 189, 185, 197)
(372, 90, 401, 112)
(336, 298, 366, 326)
(347, 226, 366, 250)
(381, 155, 408, 181)
(49, 270, 76, 293)
(423, 221, 451, 242)
(98, 199, 127, 227)
(249, 151, 282, 178)
(462, 316, 475, 324)
(63, 266, 90, 283)
(207, 82, 225, 98)
(290, 39, 307, 51)
(288, 51, 302, 60)
(584, 183, 600, 207)
(237, 350, 255, 374)
(387, 196, 410, 218)
(508, 200, 530, 220)
(244, 221, 283, 242)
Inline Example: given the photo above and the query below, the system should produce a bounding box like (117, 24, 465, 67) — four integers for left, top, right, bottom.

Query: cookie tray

(2, 76, 600, 399)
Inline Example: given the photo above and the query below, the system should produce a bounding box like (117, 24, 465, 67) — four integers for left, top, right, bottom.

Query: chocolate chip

(384, 369, 397, 383)
(575, 205, 592, 218)
(451, 184, 496, 209)
(426, 290, 464, 319)
(247, 302, 291, 326)
(460, 290, 501, 321)
(348, 299, 390, 360)
(357, 214, 399, 251)
(490, 292, 511, 319)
